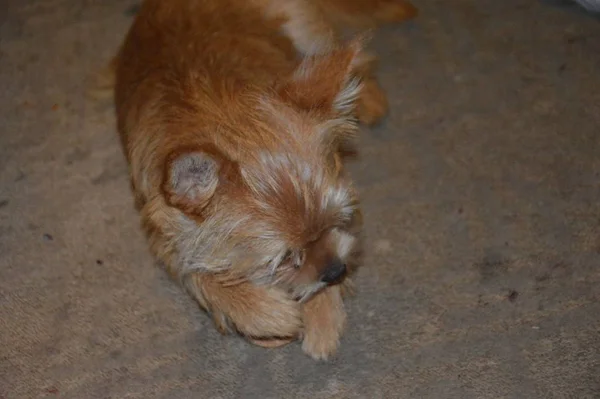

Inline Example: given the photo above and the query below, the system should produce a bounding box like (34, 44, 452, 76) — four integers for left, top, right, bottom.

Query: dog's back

(115, 0, 296, 141)
(114, 0, 306, 197)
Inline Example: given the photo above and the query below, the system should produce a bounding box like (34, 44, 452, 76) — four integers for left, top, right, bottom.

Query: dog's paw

(356, 78, 389, 126)
(301, 325, 342, 360)
(301, 286, 346, 360)
(233, 284, 303, 339)
(189, 273, 302, 340)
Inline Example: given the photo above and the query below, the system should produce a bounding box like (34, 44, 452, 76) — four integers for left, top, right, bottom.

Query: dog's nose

(320, 260, 347, 284)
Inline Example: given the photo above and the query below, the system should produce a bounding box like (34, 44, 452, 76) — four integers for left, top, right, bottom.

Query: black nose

(320, 261, 347, 284)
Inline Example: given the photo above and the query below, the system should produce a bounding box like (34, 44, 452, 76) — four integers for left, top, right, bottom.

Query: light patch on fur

(317, 117, 358, 142)
(292, 58, 319, 82)
(169, 153, 219, 202)
(330, 228, 356, 260)
(268, 247, 292, 275)
(175, 208, 290, 280)
(263, 0, 337, 56)
(256, 96, 303, 141)
(333, 77, 363, 115)
(241, 150, 354, 227)
(322, 185, 355, 223)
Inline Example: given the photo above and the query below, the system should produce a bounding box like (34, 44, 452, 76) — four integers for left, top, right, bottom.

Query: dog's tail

(310, 0, 418, 30)
(86, 56, 117, 101)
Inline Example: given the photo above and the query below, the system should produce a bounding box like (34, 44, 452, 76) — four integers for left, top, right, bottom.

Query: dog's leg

(184, 273, 302, 342)
(301, 284, 346, 360)
(351, 52, 390, 126)
(140, 198, 302, 342)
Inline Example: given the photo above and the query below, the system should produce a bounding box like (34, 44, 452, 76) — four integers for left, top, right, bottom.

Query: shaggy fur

(114, 0, 416, 360)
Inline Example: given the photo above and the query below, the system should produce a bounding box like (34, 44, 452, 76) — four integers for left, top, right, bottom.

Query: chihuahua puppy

(114, 0, 416, 359)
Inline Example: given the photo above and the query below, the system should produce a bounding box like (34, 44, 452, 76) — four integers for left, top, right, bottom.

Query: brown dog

(114, 0, 416, 360)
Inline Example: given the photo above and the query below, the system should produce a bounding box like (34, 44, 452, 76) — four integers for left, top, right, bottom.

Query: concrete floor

(1, 1, 599, 398)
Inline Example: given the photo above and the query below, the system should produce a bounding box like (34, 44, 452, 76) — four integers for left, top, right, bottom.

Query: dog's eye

(270, 250, 293, 270)
(298, 249, 306, 265)
(282, 249, 303, 269)
(281, 250, 298, 268)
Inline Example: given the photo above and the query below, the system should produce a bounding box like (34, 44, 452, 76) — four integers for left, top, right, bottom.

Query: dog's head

(160, 42, 365, 301)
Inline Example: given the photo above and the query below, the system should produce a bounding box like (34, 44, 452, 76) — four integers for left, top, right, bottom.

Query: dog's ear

(280, 38, 367, 117)
(162, 145, 232, 214)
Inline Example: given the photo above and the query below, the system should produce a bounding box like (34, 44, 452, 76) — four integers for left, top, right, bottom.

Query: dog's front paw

(234, 284, 303, 339)
(301, 285, 346, 360)
(301, 324, 342, 360)
(356, 78, 389, 126)
(188, 273, 302, 340)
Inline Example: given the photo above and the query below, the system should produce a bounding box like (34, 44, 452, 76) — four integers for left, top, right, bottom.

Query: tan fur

(114, 0, 416, 360)
(301, 283, 346, 360)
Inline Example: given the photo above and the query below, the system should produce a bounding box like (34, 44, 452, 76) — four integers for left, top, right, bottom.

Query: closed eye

(269, 249, 293, 274)
(283, 249, 304, 269)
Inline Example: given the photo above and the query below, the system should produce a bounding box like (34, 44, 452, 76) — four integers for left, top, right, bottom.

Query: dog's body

(114, 0, 416, 359)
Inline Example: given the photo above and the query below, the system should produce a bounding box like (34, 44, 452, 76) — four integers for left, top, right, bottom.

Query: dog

(113, 0, 416, 360)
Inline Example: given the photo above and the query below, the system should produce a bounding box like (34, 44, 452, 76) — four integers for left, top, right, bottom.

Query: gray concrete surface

(1, 1, 599, 398)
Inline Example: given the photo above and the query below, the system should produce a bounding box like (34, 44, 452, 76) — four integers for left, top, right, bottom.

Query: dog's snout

(320, 260, 347, 284)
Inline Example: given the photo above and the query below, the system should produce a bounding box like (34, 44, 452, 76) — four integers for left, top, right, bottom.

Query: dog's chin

(291, 282, 328, 303)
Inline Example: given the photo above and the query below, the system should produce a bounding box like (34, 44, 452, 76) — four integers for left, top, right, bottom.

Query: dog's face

(231, 136, 360, 302)
(160, 43, 364, 301)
